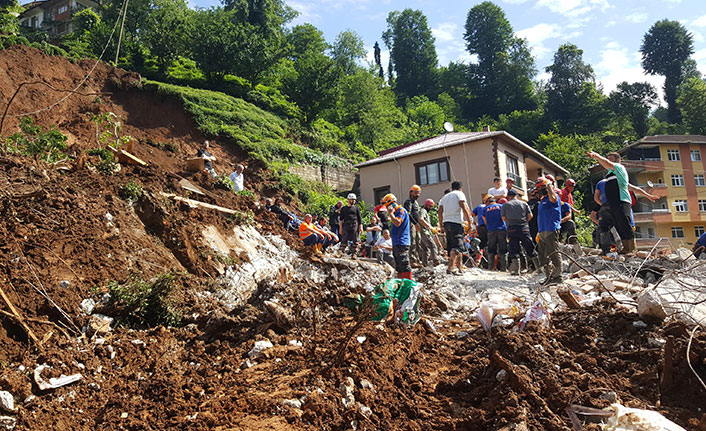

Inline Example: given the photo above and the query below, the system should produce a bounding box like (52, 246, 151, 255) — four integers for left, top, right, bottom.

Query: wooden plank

(178, 178, 206, 196)
(186, 157, 205, 172)
(0, 284, 41, 347)
(161, 193, 237, 215)
(558, 288, 581, 309)
(108, 146, 149, 167)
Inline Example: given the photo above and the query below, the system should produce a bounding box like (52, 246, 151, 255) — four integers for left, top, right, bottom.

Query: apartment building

(590, 135, 706, 249)
(19, 0, 99, 36)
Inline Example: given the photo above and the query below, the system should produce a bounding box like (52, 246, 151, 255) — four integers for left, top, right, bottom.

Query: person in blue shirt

(694, 232, 706, 259)
(472, 195, 490, 250)
(559, 201, 577, 244)
(381, 193, 412, 280)
(482, 197, 507, 271)
(536, 176, 563, 283)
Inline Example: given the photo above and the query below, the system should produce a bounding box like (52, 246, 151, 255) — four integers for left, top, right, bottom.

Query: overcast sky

(187, 0, 706, 104)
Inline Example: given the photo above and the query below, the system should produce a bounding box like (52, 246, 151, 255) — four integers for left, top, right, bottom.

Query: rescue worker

(403, 185, 422, 267)
(339, 193, 363, 257)
(381, 193, 412, 280)
(502, 189, 538, 275)
(419, 199, 440, 267)
(482, 197, 507, 271)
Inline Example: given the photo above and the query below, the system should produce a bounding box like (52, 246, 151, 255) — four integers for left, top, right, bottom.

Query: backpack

(603, 176, 621, 206)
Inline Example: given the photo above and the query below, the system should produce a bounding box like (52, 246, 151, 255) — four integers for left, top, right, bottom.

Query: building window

(695, 174, 705, 186)
(21, 19, 29, 27)
(505, 154, 522, 187)
(415, 158, 449, 186)
(373, 186, 390, 206)
(671, 227, 685, 238)
(648, 227, 655, 238)
(31, 16, 38, 27)
(673, 200, 688, 212)
(696, 226, 705, 238)
(667, 149, 680, 161)
(57, 5, 68, 13)
(671, 174, 684, 186)
(692, 150, 702, 161)
(699, 200, 706, 212)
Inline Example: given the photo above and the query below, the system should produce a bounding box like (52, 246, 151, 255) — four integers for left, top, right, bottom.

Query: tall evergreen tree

(382, 9, 439, 101)
(608, 82, 658, 138)
(331, 30, 366, 75)
(640, 20, 694, 124)
(463, 1, 536, 119)
(373, 42, 384, 79)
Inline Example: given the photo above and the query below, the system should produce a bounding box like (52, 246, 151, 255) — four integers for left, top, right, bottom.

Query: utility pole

(114, 0, 129, 65)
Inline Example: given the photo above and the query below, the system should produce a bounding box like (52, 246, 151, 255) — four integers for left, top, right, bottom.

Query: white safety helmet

(347, 193, 357, 200)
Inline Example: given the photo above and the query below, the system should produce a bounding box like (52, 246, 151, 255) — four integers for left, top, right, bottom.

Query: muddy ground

(0, 45, 704, 430)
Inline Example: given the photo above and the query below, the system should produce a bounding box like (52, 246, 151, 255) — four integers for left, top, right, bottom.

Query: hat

(410, 184, 421, 192)
(347, 193, 357, 200)
(381, 193, 397, 206)
(566, 178, 576, 186)
(497, 198, 507, 204)
(507, 189, 517, 197)
(374, 204, 386, 213)
(424, 199, 434, 207)
(506, 177, 515, 183)
(545, 174, 556, 182)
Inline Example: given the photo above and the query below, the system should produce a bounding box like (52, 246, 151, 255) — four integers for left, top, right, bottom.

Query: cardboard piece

(186, 157, 205, 172)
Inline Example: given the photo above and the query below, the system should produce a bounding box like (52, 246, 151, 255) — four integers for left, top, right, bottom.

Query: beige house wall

(358, 136, 563, 210)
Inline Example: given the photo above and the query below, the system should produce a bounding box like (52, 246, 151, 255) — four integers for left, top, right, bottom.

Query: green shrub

(5, 117, 67, 162)
(119, 179, 143, 203)
(86, 148, 118, 174)
(103, 273, 182, 328)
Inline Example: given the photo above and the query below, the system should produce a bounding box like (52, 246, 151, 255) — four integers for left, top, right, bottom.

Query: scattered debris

(33, 365, 82, 391)
(0, 416, 16, 430)
(85, 314, 114, 337)
(0, 392, 14, 413)
(248, 340, 273, 359)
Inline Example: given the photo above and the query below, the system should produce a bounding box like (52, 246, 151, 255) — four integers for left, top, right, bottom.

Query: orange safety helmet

(410, 184, 421, 192)
(381, 193, 397, 206)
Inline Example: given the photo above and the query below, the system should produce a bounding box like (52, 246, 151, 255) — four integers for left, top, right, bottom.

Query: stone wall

(288, 164, 357, 192)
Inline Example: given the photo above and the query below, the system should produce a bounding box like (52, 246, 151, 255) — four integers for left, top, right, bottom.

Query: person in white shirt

(229, 164, 245, 192)
(487, 177, 507, 201)
(373, 229, 394, 266)
(438, 181, 473, 275)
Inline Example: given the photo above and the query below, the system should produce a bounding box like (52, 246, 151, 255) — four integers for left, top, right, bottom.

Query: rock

(0, 392, 14, 413)
(0, 416, 16, 430)
(455, 331, 469, 339)
(85, 314, 114, 337)
(359, 379, 374, 390)
(496, 370, 507, 381)
(359, 404, 372, 418)
(632, 320, 648, 329)
(599, 391, 618, 403)
(248, 340, 273, 359)
(59, 280, 70, 289)
(340, 377, 355, 409)
(87, 383, 101, 391)
(282, 398, 302, 409)
(79, 298, 96, 315)
(637, 290, 667, 320)
(288, 340, 302, 347)
(432, 292, 451, 311)
(263, 300, 295, 329)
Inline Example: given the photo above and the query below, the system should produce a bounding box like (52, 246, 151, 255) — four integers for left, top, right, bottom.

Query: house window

(673, 200, 688, 212)
(671, 174, 684, 186)
(671, 227, 685, 238)
(699, 200, 706, 212)
(695, 174, 705, 186)
(373, 186, 390, 206)
(21, 19, 29, 27)
(648, 227, 655, 238)
(415, 158, 449, 186)
(58, 5, 68, 13)
(667, 149, 680, 161)
(696, 226, 705, 238)
(31, 16, 38, 27)
(505, 154, 522, 187)
(692, 150, 702, 161)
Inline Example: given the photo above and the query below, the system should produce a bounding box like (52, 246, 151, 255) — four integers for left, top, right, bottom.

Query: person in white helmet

(339, 193, 363, 257)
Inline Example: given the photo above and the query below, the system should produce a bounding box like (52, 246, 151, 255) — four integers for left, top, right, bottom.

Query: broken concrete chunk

(632, 320, 648, 329)
(599, 391, 618, 403)
(282, 398, 302, 409)
(0, 392, 14, 413)
(80, 298, 96, 315)
(248, 340, 273, 359)
(33, 365, 83, 391)
(85, 314, 114, 337)
(359, 404, 372, 418)
(636, 290, 667, 320)
(263, 300, 295, 329)
(359, 379, 373, 390)
(0, 416, 16, 430)
(340, 377, 355, 409)
(603, 403, 686, 431)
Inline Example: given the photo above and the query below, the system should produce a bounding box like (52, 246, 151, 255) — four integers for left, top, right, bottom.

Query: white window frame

(692, 150, 702, 161)
(696, 226, 705, 238)
(415, 158, 450, 186)
(673, 200, 688, 212)
(505, 153, 522, 187)
(671, 174, 684, 187)
(667, 149, 680, 161)
(699, 200, 706, 212)
(57, 5, 68, 13)
(695, 174, 705, 186)
(671, 226, 685, 238)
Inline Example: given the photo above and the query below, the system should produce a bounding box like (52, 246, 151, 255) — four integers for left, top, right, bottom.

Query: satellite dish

(443, 122, 454, 133)
(647, 180, 654, 188)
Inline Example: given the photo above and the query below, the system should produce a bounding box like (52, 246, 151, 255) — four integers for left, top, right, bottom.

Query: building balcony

(633, 208, 672, 223)
(635, 237, 669, 250)
(622, 159, 664, 173)
(636, 183, 669, 198)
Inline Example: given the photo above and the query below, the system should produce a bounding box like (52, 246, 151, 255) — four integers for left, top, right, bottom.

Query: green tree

(71, 8, 100, 34)
(608, 81, 658, 138)
(288, 23, 328, 59)
(331, 29, 366, 75)
(545, 43, 598, 132)
(283, 50, 341, 123)
(189, 8, 243, 80)
(439, 61, 472, 121)
(677, 77, 706, 135)
(143, 0, 192, 73)
(405, 96, 446, 137)
(382, 9, 439, 100)
(463, 1, 536, 118)
(640, 20, 694, 123)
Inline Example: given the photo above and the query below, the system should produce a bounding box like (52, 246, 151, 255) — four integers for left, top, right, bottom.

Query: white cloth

(374, 236, 392, 254)
(438, 190, 467, 225)
(487, 186, 507, 197)
(229, 171, 244, 192)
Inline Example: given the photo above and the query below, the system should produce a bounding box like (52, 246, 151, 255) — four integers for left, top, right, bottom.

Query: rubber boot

(519, 254, 528, 272)
(498, 255, 507, 272)
(397, 271, 413, 280)
(620, 239, 636, 255)
(531, 256, 541, 273)
(509, 257, 520, 275)
(487, 253, 496, 271)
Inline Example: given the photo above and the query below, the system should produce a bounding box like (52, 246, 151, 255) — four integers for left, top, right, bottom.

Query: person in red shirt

(559, 178, 582, 216)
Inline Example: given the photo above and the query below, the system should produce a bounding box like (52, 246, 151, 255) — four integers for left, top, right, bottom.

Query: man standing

(472, 195, 489, 252)
(536, 176, 563, 283)
(403, 185, 423, 267)
(229, 164, 245, 192)
(482, 197, 507, 271)
(560, 179, 581, 214)
(339, 193, 363, 257)
(502, 190, 538, 275)
(419, 199, 441, 267)
(439, 181, 473, 275)
(693, 231, 706, 259)
(197, 140, 217, 178)
(364, 214, 383, 257)
(560, 200, 577, 244)
(329, 201, 343, 238)
(381, 194, 412, 280)
(487, 177, 507, 201)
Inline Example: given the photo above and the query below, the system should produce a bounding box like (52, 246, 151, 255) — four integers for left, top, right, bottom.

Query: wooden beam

(0, 284, 41, 347)
(108, 146, 149, 167)
(178, 178, 206, 196)
(161, 193, 238, 215)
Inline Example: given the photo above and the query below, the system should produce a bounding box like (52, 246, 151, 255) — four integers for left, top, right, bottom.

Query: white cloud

(432, 23, 459, 43)
(431, 22, 468, 65)
(693, 30, 705, 43)
(695, 49, 706, 76)
(515, 23, 581, 60)
(625, 11, 648, 24)
(693, 14, 706, 27)
(289, 2, 322, 24)
(594, 41, 665, 102)
(534, 0, 611, 17)
(502, 0, 531, 4)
